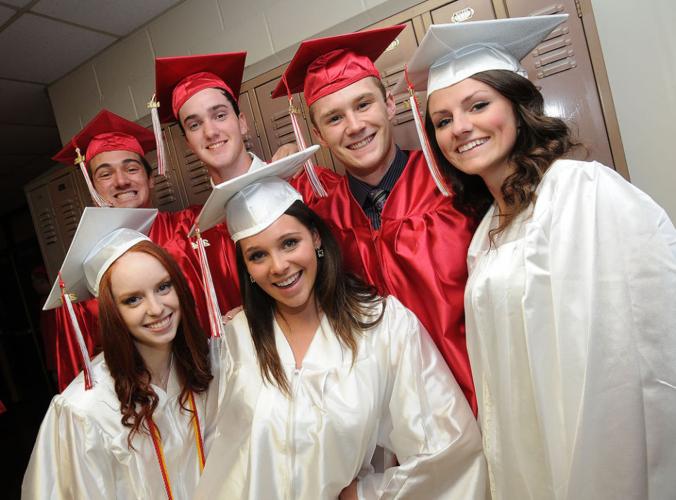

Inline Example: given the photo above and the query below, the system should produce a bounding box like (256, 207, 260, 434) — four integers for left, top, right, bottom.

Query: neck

(275, 295, 321, 335)
(208, 151, 253, 185)
(347, 141, 397, 186)
(135, 341, 172, 390)
(482, 162, 515, 216)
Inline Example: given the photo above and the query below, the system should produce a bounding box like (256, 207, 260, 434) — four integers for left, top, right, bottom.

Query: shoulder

(58, 354, 119, 419)
(368, 295, 420, 341)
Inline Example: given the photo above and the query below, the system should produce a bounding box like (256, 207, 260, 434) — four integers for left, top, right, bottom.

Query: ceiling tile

(0, 5, 16, 24)
(0, 80, 56, 126)
(0, 13, 116, 83)
(32, 0, 182, 36)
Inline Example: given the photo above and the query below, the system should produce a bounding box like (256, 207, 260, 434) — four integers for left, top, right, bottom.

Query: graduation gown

(465, 160, 676, 500)
(194, 296, 487, 500)
(292, 151, 477, 412)
(22, 342, 225, 500)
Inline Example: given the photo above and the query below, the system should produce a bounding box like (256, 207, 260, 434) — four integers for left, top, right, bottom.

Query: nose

(202, 117, 219, 140)
(344, 111, 364, 136)
(269, 251, 290, 275)
(451, 112, 472, 136)
(145, 294, 164, 317)
(112, 169, 131, 188)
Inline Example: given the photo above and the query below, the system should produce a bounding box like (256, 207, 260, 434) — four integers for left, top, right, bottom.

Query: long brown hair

(425, 69, 580, 236)
(97, 240, 212, 447)
(236, 201, 384, 395)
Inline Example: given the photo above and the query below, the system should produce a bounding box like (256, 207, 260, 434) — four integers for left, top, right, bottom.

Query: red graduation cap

(271, 25, 405, 106)
(52, 110, 156, 206)
(154, 52, 247, 124)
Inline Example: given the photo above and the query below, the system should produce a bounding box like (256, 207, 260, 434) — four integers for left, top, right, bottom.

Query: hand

(271, 142, 299, 161)
(339, 479, 358, 500)
(222, 306, 243, 325)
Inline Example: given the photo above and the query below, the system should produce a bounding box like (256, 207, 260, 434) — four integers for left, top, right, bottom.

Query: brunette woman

(401, 14, 676, 500)
(191, 172, 487, 500)
(23, 210, 221, 500)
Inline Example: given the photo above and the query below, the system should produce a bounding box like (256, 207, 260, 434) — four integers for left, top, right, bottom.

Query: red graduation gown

(292, 151, 477, 412)
(50, 208, 241, 391)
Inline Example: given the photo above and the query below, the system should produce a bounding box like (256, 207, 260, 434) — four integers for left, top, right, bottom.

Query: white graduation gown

(465, 159, 676, 500)
(195, 296, 487, 499)
(22, 342, 225, 500)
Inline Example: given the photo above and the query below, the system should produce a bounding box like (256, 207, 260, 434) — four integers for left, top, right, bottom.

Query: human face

(179, 88, 250, 181)
(109, 251, 181, 352)
(90, 150, 153, 208)
(240, 215, 321, 316)
(427, 78, 518, 188)
(311, 77, 397, 185)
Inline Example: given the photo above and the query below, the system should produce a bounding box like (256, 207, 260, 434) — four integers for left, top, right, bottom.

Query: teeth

(146, 315, 171, 330)
(274, 272, 300, 288)
(458, 138, 488, 153)
(347, 135, 373, 150)
(116, 191, 137, 199)
(207, 141, 226, 150)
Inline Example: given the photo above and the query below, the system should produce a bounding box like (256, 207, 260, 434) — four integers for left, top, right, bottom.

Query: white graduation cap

(189, 145, 319, 239)
(43, 207, 157, 389)
(392, 14, 568, 96)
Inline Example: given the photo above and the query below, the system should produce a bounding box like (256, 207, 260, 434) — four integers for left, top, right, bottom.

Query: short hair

(177, 88, 241, 135)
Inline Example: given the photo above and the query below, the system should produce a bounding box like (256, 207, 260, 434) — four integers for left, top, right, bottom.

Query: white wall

(590, 0, 676, 220)
(48, 0, 420, 142)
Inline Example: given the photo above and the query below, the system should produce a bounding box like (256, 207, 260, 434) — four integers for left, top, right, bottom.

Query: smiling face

(179, 87, 251, 182)
(89, 150, 153, 208)
(427, 77, 518, 189)
(109, 251, 180, 353)
(239, 214, 321, 317)
(311, 77, 397, 185)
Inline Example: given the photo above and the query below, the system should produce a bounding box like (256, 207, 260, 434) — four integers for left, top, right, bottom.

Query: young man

(273, 26, 477, 411)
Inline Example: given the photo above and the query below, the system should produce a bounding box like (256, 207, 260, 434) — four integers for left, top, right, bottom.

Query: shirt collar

(347, 146, 408, 207)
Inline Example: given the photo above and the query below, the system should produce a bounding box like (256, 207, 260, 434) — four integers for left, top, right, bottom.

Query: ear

(385, 91, 396, 121)
(238, 112, 249, 137)
(148, 173, 155, 190)
(311, 124, 328, 148)
(312, 229, 322, 249)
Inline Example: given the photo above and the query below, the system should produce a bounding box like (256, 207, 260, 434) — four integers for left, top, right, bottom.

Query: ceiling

(0, 0, 183, 216)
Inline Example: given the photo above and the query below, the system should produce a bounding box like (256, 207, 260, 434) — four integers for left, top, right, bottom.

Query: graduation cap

(391, 15, 568, 197)
(44, 207, 157, 388)
(52, 110, 156, 207)
(190, 144, 319, 240)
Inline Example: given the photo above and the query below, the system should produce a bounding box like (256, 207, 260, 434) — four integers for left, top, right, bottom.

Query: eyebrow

(243, 231, 304, 255)
(116, 274, 171, 301)
(93, 157, 142, 174)
(429, 90, 486, 118)
(318, 92, 376, 121)
(181, 103, 230, 126)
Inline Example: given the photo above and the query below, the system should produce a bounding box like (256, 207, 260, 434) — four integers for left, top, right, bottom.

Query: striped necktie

(367, 187, 388, 214)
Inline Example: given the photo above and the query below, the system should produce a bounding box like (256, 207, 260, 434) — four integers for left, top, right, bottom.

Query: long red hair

(97, 240, 212, 447)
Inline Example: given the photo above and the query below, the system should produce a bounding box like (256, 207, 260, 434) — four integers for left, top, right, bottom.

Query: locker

(239, 90, 269, 161)
(148, 124, 188, 212)
(167, 124, 213, 207)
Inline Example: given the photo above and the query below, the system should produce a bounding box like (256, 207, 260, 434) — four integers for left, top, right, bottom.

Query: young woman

(23, 218, 223, 500)
(405, 15, 676, 500)
(193, 176, 487, 499)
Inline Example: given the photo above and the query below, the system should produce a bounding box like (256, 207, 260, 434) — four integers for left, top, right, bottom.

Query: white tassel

(147, 94, 167, 177)
(288, 99, 327, 198)
(75, 148, 111, 207)
(408, 89, 450, 197)
(59, 275, 94, 389)
(193, 227, 225, 338)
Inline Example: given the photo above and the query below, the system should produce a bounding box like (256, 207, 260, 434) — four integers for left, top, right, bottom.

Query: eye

(282, 238, 299, 250)
(470, 101, 489, 112)
(247, 250, 265, 262)
(435, 117, 452, 129)
(96, 170, 111, 180)
(326, 114, 341, 125)
(122, 295, 141, 306)
(357, 100, 372, 111)
(187, 121, 200, 131)
(157, 281, 173, 294)
(215, 111, 228, 120)
(127, 165, 140, 174)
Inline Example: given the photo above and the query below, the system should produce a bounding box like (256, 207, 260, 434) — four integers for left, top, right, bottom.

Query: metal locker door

(503, 0, 615, 167)
(47, 171, 85, 251)
(167, 124, 213, 207)
(239, 91, 267, 161)
(148, 124, 187, 212)
(429, 0, 497, 25)
(254, 77, 329, 168)
(25, 182, 64, 281)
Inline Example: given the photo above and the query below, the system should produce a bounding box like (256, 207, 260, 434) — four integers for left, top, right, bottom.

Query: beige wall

(590, 0, 676, 220)
(48, 0, 420, 143)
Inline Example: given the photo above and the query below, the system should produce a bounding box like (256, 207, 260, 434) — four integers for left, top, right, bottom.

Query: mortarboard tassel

(282, 76, 327, 198)
(192, 226, 225, 338)
(147, 95, 167, 177)
(74, 147, 111, 207)
(404, 67, 451, 197)
(59, 273, 94, 390)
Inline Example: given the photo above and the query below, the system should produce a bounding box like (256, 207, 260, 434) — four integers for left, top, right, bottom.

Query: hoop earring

(249, 274, 255, 284)
(315, 247, 324, 258)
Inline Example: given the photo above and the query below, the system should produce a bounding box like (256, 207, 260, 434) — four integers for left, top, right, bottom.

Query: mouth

(114, 190, 138, 200)
(144, 313, 173, 332)
(347, 134, 375, 151)
(273, 271, 301, 289)
(457, 138, 488, 154)
(206, 140, 227, 150)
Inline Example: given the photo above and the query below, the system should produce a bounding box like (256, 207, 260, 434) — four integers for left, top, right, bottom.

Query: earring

(315, 247, 324, 258)
(249, 274, 255, 284)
